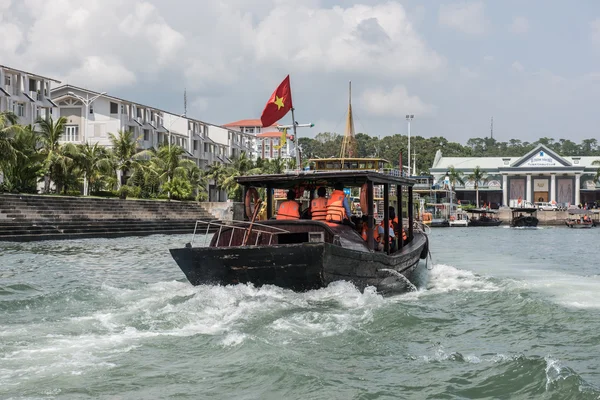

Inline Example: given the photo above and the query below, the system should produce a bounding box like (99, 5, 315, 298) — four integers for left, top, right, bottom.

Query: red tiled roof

(222, 119, 279, 128)
(257, 131, 293, 138)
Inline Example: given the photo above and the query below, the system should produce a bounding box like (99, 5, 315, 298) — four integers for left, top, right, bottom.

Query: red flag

(260, 75, 293, 128)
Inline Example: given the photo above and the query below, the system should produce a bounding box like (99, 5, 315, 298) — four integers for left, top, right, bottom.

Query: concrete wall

(496, 209, 600, 225)
(201, 201, 245, 221)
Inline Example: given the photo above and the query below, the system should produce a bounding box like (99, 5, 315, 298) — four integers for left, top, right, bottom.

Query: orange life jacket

(276, 200, 300, 220)
(311, 197, 328, 221)
(326, 190, 347, 223)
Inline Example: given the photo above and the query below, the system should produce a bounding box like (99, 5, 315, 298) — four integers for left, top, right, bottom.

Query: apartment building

(222, 119, 292, 160)
(0, 65, 60, 125)
(50, 85, 236, 169)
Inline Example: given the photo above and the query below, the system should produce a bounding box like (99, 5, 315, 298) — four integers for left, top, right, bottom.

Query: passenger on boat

(326, 182, 352, 224)
(388, 207, 408, 246)
(378, 218, 396, 252)
(276, 190, 300, 220)
(359, 215, 379, 249)
(311, 187, 328, 221)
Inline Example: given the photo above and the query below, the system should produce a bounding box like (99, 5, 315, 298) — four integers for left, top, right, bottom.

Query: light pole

(68, 91, 106, 144)
(406, 114, 414, 176)
(67, 90, 106, 196)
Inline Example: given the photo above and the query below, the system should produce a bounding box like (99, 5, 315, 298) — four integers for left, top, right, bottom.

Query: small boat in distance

(467, 208, 502, 227)
(449, 209, 469, 227)
(510, 207, 539, 227)
(565, 209, 596, 229)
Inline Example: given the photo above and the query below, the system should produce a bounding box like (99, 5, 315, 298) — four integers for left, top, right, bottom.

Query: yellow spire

(339, 81, 357, 163)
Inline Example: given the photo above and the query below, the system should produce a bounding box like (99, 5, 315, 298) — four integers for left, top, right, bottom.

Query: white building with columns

(0, 65, 60, 125)
(430, 145, 600, 208)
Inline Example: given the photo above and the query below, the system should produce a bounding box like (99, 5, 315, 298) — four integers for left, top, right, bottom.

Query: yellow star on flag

(273, 95, 285, 110)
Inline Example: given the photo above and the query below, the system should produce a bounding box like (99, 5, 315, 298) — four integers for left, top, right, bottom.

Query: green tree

(37, 116, 69, 193)
(205, 163, 226, 201)
(0, 111, 23, 170)
(1, 125, 43, 193)
(593, 160, 600, 184)
(78, 143, 108, 195)
(108, 130, 140, 189)
(467, 166, 487, 208)
(447, 166, 465, 188)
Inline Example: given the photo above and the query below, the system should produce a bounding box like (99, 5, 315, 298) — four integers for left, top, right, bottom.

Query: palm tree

(220, 154, 261, 202)
(205, 162, 226, 201)
(447, 166, 465, 189)
(37, 116, 68, 193)
(78, 143, 108, 195)
(108, 130, 139, 189)
(1, 125, 43, 193)
(467, 166, 487, 208)
(0, 111, 23, 170)
(593, 160, 600, 184)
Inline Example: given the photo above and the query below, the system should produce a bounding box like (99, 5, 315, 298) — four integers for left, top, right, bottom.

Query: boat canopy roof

(467, 208, 498, 214)
(236, 170, 414, 189)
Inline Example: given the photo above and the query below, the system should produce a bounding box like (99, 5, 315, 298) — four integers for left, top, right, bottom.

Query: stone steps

(0, 193, 217, 241)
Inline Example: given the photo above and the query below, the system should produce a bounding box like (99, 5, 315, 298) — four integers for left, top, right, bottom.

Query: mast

(339, 81, 357, 164)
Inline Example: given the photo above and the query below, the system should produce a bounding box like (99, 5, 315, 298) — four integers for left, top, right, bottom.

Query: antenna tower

(490, 116, 494, 139)
(184, 88, 187, 117)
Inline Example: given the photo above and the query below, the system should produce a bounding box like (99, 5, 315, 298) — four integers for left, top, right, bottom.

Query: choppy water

(1, 227, 600, 399)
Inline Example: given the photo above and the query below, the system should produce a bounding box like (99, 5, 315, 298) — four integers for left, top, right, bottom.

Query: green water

(1, 227, 600, 399)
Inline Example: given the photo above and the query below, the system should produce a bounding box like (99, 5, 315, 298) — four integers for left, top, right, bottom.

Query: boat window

(359, 162, 366, 169)
(351, 162, 359, 169)
(366, 161, 374, 169)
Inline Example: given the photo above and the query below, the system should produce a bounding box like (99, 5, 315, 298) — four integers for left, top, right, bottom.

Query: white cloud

(438, 2, 487, 35)
(253, 3, 445, 76)
(512, 61, 524, 73)
(591, 18, 600, 45)
(64, 56, 136, 89)
(359, 86, 436, 117)
(483, 55, 494, 62)
(509, 16, 529, 34)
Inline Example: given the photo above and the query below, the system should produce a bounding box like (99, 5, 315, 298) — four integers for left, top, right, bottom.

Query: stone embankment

(496, 208, 599, 225)
(0, 194, 217, 241)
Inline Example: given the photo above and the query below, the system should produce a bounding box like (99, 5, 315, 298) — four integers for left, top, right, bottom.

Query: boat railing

(190, 220, 291, 248)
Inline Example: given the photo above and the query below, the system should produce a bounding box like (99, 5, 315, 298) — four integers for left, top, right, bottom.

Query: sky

(2, 0, 600, 144)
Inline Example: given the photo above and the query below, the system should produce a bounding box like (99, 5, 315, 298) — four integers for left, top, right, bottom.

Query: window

(110, 102, 119, 114)
(121, 104, 124, 113)
(89, 105, 94, 114)
(193, 140, 198, 151)
(4, 75, 10, 86)
(29, 78, 36, 91)
(143, 129, 150, 141)
(64, 126, 79, 142)
(13, 102, 24, 117)
(204, 143, 209, 152)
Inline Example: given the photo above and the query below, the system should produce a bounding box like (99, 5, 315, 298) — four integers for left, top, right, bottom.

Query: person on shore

(326, 182, 352, 224)
(311, 187, 328, 222)
(276, 189, 300, 220)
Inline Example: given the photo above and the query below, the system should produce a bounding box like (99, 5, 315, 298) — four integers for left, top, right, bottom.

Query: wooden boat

(565, 209, 596, 229)
(170, 170, 430, 294)
(510, 207, 539, 227)
(467, 208, 502, 227)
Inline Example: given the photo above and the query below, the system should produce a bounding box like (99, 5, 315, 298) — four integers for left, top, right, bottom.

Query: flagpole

(290, 107, 300, 169)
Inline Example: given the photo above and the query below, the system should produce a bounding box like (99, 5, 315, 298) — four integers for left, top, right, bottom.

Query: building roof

(223, 119, 279, 128)
(0, 64, 62, 84)
(431, 144, 600, 173)
(51, 84, 235, 132)
(257, 131, 293, 138)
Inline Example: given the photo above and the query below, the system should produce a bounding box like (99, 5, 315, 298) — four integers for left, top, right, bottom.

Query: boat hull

(565, 221, 594, 229)
(511, 216, 539, 227)
(469, 220, 502, 227)
(170, 233, 429, 293)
